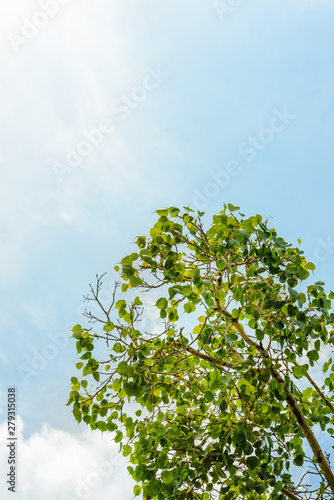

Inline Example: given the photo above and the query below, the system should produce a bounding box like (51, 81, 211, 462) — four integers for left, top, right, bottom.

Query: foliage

(67, 205, 334, 500)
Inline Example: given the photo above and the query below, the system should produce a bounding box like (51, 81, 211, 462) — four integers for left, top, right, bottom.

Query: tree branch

(281, 487, 303, 500)
(215, 305, 334, 495)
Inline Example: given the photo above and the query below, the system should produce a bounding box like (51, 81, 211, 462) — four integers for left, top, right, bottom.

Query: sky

(1, 0, 334, 498)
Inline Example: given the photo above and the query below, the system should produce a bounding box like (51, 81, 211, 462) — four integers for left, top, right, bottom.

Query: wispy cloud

(0, 418, 132, 500)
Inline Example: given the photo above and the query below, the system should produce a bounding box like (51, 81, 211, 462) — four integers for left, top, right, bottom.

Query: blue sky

(1, 0, 334, 498)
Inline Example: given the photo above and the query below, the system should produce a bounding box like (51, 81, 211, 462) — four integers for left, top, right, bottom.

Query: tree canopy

(67, 204, 334, 500)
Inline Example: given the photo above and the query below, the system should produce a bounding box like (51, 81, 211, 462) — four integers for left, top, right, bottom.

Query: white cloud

(0, 417, 133, 500)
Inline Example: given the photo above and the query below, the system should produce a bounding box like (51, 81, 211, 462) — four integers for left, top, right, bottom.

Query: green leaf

(112, 378, 122, 391)
(133, 485, 142, 496)
(134, 296, 143, 306)
(72, 324, 82, 334)
(169, 207, 180, 216)
(103, 321, 115, 332)
(228, 203, 240, 212)
(204, 391, 215, 402)
(292, 364, 308, 379)
(232, 308, 239, 319)
(115, 299, 126, 310)
(73, 408, 82, 423)
(123, 444, 132, 457)
(113, 342, 123, 353)
(115, 431, 123, 443)
(246, 456, 259, 469)
(96, 421, 107, 432)
(307, 350, 319, 362)
(136, 236, 146, 248)
(117, 361, 128, 375)
(156, 208, 169, 216)
(288, 287, 299, 299)
(156, 297, 168, 309)
(184, 302, 195, 313)
(240, 219, 254, 233)
(161, 470, 174, 484)
(323, 358, 332, 373)
(293, 455, 304, 467)
(81, 352, 91, 360)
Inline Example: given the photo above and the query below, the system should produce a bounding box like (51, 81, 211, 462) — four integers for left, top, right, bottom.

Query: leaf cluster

(67, 205, 334, 500)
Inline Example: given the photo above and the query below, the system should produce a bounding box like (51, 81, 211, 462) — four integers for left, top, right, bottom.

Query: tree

(67, 204, 334, 500)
